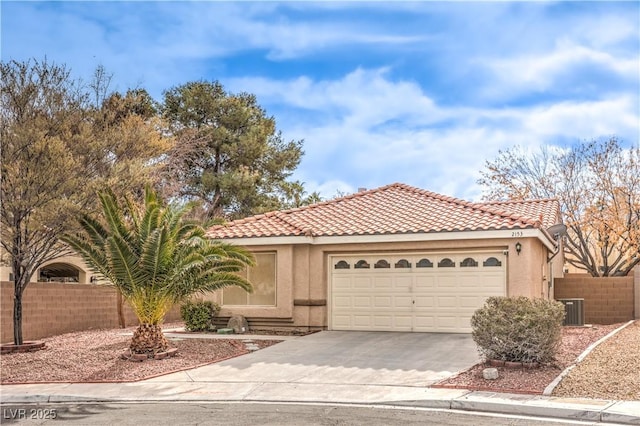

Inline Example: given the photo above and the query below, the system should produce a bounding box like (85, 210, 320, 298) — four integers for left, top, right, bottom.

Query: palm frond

(63, 185, 255, 328)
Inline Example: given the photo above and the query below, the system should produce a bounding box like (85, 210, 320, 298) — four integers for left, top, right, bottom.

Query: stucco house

(205, 183, 564, 333)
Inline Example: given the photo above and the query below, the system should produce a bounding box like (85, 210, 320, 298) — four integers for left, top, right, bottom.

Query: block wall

(1, 281, 180, 343)
(555, 275, 635, 325)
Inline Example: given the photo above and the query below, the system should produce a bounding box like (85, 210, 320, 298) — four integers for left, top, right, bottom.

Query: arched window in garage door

(483, 257, 502, 267)
(460, 257, 478, 267)
(374, 259, 390, 268)
(355, 260, 370, 269)
(416, 258, 433, 268)
(395, 259, 411, 268)
(334, 260, 350, 269)
(437, 258, 455, 268)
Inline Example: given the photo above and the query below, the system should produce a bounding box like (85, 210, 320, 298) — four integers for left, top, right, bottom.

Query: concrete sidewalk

(1, 330, 639, 424)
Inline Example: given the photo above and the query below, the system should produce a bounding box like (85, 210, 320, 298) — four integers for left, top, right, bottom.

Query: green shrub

(471, 296, 565, 364)
(180, 300, 220, 332)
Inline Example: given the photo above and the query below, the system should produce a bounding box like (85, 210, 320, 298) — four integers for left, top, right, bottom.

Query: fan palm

(62, 186, 254, 355)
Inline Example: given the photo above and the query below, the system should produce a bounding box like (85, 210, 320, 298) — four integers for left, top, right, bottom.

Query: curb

(2, 393, 639, 425)
(543, 320, 636, 396)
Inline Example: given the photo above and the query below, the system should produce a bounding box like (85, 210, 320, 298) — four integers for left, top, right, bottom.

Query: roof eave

(211, 227, 556, 250)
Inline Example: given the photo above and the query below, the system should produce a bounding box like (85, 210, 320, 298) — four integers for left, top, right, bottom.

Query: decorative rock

(483, 367, 499, 380)
(245, 344, 260, 351)
(227, 315, 249, 334)
(217, 328, 234, 334)
(166, 348, 178, 357)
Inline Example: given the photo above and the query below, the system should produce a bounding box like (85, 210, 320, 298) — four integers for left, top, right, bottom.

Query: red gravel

(434, 323, 622, 394)
(0, 322, 280, 384)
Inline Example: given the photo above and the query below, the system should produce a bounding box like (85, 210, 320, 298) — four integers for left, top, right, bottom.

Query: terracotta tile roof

(206, 183, 560, 239)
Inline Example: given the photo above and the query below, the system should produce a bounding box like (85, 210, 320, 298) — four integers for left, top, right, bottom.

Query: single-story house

(205, 183, 563, 333)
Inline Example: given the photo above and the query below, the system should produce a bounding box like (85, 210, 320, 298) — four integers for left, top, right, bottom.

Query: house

(205, 183, 564, 333)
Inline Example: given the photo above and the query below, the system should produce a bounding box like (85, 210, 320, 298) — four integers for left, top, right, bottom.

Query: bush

(471, 296, 565, 364)
(180, 300, 220, 332)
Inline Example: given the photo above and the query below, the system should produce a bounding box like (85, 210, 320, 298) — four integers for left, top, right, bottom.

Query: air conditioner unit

(557, 298, 585, 326)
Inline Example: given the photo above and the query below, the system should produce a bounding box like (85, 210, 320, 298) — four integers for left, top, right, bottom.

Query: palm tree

(62, 186, 254, 355)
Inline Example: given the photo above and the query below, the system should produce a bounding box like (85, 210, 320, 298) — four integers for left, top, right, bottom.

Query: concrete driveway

(150, 331, 479, 387)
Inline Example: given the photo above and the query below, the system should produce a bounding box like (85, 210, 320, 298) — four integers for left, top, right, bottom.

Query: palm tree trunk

(130, 323, 169, 354)
(116, 289, 126, 328)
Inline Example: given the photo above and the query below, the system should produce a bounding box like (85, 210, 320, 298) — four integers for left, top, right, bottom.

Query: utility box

(557, 298, 585, 326)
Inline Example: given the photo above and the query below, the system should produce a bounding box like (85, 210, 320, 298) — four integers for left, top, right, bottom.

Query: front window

(223, 252, 276, 306)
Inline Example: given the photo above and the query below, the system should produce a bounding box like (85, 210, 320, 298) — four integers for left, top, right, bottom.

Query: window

(483, 257, 502, 267)
(416, 258, 433, 268)
(395, 259, 411, 268)
(438, 258, 455, 268)
(334, 260, 350, 269)
(460, 257, 478, 267)
(223, 252, 276, 306)
(355, 260, 370, 269)
(374, 259, 390, 268)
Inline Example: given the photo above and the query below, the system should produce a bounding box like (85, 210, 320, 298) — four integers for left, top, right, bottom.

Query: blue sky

(2, 1, 638, 201)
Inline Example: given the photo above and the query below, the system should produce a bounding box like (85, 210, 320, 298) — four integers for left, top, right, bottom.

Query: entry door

(330, 252, 506, 333)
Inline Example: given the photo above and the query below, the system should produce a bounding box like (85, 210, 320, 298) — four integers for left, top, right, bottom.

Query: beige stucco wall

(211, 235, 557, 330)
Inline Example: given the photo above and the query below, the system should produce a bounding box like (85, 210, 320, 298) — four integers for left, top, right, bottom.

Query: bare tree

(479, 138, 639, 276)
(1, 59, 169, 344)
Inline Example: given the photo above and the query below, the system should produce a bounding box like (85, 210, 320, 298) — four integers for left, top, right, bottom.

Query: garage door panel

(332, 315, 351, 328)
(413, 315, 435, 329)
(333, 277, 352, 290)
(373, 276, 393, 289)
(373, 296, 391, 307)
(373, 315, 392, 327)
(460, 296, 483, 308)
(414, 275, 436, 289)
(392, 316, 412, 328)
(414, 296, 434, 307)
(393, 296, 413, 307)
(331, 252, 505, 333)
(437, 296, 457, 307)
(334, 296, 352, 308)
(354, 296, 372, 307)
(354, 277, 373, 289)
(396, 276, 413, 289)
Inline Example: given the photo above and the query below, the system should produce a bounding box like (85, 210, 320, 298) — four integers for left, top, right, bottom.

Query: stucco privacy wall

(1, 282, 181, 343)
(209, 236, 553, 329)
(554, 275, 635, 324)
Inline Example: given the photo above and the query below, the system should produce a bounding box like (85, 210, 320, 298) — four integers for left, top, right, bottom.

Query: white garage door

(330, 252, 506, 333)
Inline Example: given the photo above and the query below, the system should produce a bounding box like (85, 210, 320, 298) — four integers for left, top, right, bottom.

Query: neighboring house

(205, 183, 564, 333)
(0, 247, 96, 284)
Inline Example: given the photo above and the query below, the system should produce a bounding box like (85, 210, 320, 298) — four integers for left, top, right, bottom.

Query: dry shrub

(471, 296, 565, 364)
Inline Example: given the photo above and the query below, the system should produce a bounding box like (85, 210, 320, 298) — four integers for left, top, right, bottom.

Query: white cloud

(479, 40, 639, 99)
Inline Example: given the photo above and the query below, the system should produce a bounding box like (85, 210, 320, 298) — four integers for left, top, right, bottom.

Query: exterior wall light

(515, 242, 522, 255)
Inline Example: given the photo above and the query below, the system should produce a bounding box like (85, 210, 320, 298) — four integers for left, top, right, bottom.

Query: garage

(330, 251, 506, 333)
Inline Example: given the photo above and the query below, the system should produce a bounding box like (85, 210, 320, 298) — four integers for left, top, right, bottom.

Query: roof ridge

(481, 198, 560, 205)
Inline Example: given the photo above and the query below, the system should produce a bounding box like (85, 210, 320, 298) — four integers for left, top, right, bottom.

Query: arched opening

(38, 263, 83, 283)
